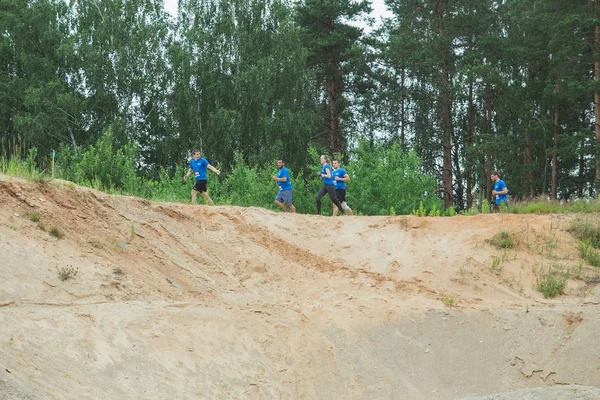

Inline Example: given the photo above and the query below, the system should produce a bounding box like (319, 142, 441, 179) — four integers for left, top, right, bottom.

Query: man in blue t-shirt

(183, 149, 221, 205)
(491, 171, 508, 212)
(332, 159, 353, 216)
(272, 158, 296, 213)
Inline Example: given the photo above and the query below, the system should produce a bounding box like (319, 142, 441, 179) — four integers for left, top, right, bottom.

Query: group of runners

(184, 149, 509, 214)
(183, 149, 354, 215)
(272, 154, 353, 216)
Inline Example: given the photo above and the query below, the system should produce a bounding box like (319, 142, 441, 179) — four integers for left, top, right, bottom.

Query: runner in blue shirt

(490, 171, 508, 212)
(315, 155, 344, 215)
(183, 149, 221, 205)
(332, 159, 353, 216)
(272, 158, 296, 213)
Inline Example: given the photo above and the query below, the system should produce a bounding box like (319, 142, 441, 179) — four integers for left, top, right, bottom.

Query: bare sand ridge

(1, 175, 599, 399)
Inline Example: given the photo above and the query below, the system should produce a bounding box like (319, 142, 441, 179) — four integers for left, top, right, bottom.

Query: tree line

(2, 0, 600, 212)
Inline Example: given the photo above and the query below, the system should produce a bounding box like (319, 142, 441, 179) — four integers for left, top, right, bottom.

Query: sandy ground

(0, 175, 599, 399)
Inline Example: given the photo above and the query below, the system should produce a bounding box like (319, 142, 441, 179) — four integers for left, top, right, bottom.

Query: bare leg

(191, 189, 199, 203)
(289, 205, 296, 213)
(201, 191, 215, 206)
(333, 204, 339, 216)
(275, 200, 287, 211)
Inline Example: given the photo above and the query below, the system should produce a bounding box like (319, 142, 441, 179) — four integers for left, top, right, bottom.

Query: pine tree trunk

(524, 62, 536, 199)
(579, 146, 585, 198)
(400, 69, 406, 148)
(579, 111, 586, 198)
(595, 0, 600, 194)
(453, 139, 464, 210)
(328, 75, 341, 154)
(438, 1, 453, 210)
(484, 86, 493, 204)
(551, 99, 559, 201)
(466, 81, 474, 210)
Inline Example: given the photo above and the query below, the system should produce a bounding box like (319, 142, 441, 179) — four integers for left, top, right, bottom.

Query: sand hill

(1, 175, 599, 399)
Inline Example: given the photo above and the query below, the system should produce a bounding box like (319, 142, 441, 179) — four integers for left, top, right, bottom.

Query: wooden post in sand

(52, 150, 55, 179)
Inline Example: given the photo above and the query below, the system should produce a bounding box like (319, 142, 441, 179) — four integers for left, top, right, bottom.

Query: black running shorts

(193, 180, 208, 193)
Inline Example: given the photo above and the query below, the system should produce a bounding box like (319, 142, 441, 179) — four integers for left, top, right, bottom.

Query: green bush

(348, 141, 442, 216)
(57, 127, 139, 193)
(536, 273, 566, 298)
(490, 231, 514, 249)
(144, 165, 194, 203)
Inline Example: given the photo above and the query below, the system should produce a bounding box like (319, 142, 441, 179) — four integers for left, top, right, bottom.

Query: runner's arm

(208, 165, 221, 176)
(339, 173, 350, 182)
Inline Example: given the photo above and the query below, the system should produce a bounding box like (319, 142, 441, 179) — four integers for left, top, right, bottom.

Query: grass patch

(489, 231, 514, 249)
(50, 226, 64, 239)
(569, 219, 600, 268)
(490, 255, 504, 272)
(441, 297, 459, 307)
(536, 273, 567, 298)
(510, 199, 600, 214)
(29, 212, 41, 222)
(567, 217, 600, 247)
(58, 265, 79, 281)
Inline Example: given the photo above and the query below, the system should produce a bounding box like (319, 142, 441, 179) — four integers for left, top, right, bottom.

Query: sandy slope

(0, 175, 599, 399)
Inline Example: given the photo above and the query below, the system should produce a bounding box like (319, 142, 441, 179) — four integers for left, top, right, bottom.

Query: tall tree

(295, 0, 370, 154)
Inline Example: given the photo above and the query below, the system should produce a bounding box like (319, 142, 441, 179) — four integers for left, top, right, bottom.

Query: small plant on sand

(457, 265, 472, 284)
(412, 201, 427, 217)
(536, 273, 566, 298)
(489, 231, 514, 249)
(481, 199, 490, 214)
(58, 265, 79, 281)
(441, 297, 459, 307)
(113, 267, 124, 276)
(50, 226, 64, 239)
(29, 212, 41, 222)
(490, 253, 507, 272)
(129, 220, 135, 241)
(428, 203, 441, 217)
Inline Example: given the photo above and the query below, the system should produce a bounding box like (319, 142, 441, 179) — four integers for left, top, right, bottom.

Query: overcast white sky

(163, 0, 392, 28)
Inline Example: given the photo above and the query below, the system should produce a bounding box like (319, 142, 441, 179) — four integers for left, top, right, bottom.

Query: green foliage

(214, 152, 274, 207)
(489, 231, 515, 249)
(0, 143, 47, 182)
(510, 200, 600, 215)
(428, 203, 441, 217)
(536, 273, 566, 298)
(412, 201, 426, 217)
(567, 218, 600, 248)
(140, 165, 191, 203)
(441, 297, 459, 307)
(576, 240, 600, 268)
(57, 128, 139, 193)
(348, 141, 441, 216)
(30, 212, 41, 222)
(481, 200, 490, 214)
